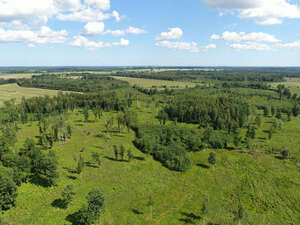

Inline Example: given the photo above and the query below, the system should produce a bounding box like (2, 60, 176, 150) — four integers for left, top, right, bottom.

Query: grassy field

(0, 84, 61, 106)
(114, 76, 197, 89)
(272, 77, 300, 95)
(1, 100, 299, 225)
(0, 73, 34, 79)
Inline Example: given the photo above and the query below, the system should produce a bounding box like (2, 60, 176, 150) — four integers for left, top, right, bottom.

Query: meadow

(1, 100, 299, 225)
(0, 84, 62, 106)
(113, 76, 197, 89)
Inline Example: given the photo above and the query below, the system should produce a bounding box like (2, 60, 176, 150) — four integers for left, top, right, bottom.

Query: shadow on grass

(132, 208, 143, 215)
(51, 199, 66, 209)
(66, 211, 81, 225)
(179, 212, 201, 224)
(63, 167, 77, 174)
(85, 161, 99, 168)
(67, 175, 77, 180)
(133, 156, 145, 161)
(30, 176, 53, 187)
(197, 163, 210, 169)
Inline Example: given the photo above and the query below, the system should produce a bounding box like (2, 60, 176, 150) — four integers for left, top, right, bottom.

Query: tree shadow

(179, 218, 195, 224)
(51, 199, 66, 209)
(197, 163, 210, 169)
(66, 211, 81, 225)
(67, 175, 77, 180)
(133, 156, 145, 161)
(85, 161, 99, 168)
(104, 156, 126, 162)
(181, 212, 201, 220)
(30, 176, 52, 187)
(63, 167, 77, 174)
(132, 208, 143, 215)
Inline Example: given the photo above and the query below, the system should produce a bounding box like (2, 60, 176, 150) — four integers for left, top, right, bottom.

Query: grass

(272, 77, 300, 95)
(113, 76, 197, 89)
(0, 84, 62, 107)
(1, 100, 299, 225)
(0, 73, 34, 79)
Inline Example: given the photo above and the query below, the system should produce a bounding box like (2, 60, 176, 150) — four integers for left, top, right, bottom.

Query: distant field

(0, 84, 61, 106)
(114, 76, 197, 89)
(272, 77, 300, 95)
(0, 73, 34, 79)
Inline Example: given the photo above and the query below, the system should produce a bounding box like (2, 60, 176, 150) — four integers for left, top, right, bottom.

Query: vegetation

(0, 67, 299, 225)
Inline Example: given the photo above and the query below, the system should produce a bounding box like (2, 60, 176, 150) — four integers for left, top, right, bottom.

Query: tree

(268, 128, 273, 140)
(157, 110, 168, 125)
(147, 195, 154, 221)
(61, 185, 75, 208)
(0, 170, 17, 210)
(77, 154, 85, 175)
(255, 115, 261, 127)
(208, 152, 216, 167)
(281, 150, 289, 159)
(201, 198, 208, 225)
(87, 189, 105, 223)
(246, 125, 256, 139)
(83, 106, 89, 122)
(113, 145, 119, 160)
(235, 204, 244, 225)
(91, 152, 101, 167)
(127, 149, 133, 162)
(120, 145, 125, 161)
(67, 125, 72, 138)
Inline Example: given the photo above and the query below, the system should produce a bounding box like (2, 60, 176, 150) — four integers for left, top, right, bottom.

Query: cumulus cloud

(156, 27, 183, 40)
(275, 41, 300, 49)
(70, 35, 129, 49)
(211, 31, 280, 43)
(155, 40, 216, 53)
(230, 43, 271, 51)
(84, 21, 105, 35)
(112, 10, 120, 22)
(0, 26, 68, 44)
(203, 0, 300, 25)
(104, 26, 146, 36)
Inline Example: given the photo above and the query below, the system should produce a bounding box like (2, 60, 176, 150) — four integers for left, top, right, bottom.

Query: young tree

(157, 110, 168, 125)
(120, 145, 125, 161)
(61, 185, 75, 208)
(255, 115, 261, 127)
(208, 152, 216, 167)
(77, 154, 85, 175)
(235, 204, 244, 225)
(83, 106, 89, 122)
(91, 152, 101, 167)
(87, 189, 105, 223)
(127, 149, 133, 162)
(0, 170, 18, 210)
(268, 128, 273, 140)
(147, 195, 154, 221)
(113, 145, 119, 161)
(201, 198, 208, 225)
(281, 150, 289, 159)
(67, 124, 72, 138)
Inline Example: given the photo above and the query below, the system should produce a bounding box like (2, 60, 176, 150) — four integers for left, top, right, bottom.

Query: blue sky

(1, 0, 300, 66)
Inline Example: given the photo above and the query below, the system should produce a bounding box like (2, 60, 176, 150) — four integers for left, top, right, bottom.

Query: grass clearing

(113, 76, 197, 89)
(0, 84, 61, 106)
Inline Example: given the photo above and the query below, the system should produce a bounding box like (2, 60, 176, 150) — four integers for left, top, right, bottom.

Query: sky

(1, 0, 300, 66)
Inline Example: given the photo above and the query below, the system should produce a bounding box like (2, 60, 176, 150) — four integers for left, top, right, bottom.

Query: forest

(0, 67, 299, 225)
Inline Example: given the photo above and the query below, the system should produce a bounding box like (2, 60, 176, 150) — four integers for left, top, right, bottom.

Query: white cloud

(203, 0, 300, 25)
(275, 41, 300, 49)
(230, 43, 271, 51)
(155, 40, 216, 53)
(70, 35, 129, 49)
(212, 31, 280, 43)
(0, 26, 68, 44)
(85, 0, 110, 11)
(54, 0, 82, 11)
(112, 10, 120, 22)
(84, 21, 105, 35)
(104, 26, 146, 36)
(156, 27, 183, 40)
(56, 8, 111, 22)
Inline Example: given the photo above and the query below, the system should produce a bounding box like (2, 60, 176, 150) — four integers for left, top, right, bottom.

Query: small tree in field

(281, 150, 289, 159)
(91, 152, 101, 167)
(235, 204, 244, 225)
(208, 152, 216, 167)
(201, 198, 208, 225)
(113, 145, 118, 161)
(127, 149, 133, 162)
(61, 185, 75, 208)
(120, 145, 125, 161)
(147, 195, 154, 221)
(77, 154, 85, 175)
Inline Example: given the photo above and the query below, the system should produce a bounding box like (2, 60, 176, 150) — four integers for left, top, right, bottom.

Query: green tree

(113, 145, 119, 161)
(148, 195, 154, 221)
(61, 185, 75, 208)
(281, 150, 289, 159)
(87, 189, 105, 223)
(91, 152, 101, 167)
(120, 145, 125, 161)
(208, 152, 216, 167)
(67, 125, 72, 138)
(235, 204, 244, 225)
(201, 198, 208, 225)
(83, 106, 89, 122)
(127, 149, 133, 162)
(0, 169, 18, 210)
(77, 154, 85, 175)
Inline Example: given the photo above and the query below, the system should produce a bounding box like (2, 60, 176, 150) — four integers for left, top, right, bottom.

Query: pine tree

(120, 145, 125, 161)
(113, 145, 118, 161)
(61, 185, 75, 208)
(208, 152, 216, 167)
(77, 154, 85, 175)
(127, 149, 133, 162)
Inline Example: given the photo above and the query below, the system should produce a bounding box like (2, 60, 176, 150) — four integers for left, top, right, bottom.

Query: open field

(113, 76, 197, 89)
(0, 73, 34, 79)
(0, 84, 61, 106)
(272, 77, 300, 95)
(1, 100, 299, 225)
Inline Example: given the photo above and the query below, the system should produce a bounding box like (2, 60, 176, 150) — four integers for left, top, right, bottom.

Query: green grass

(1, 101, 299, 225)
(113, 76, 196, 89)
(0, 84, 62, 107)
(0, 73, 34, 79)
(272, 77, 300, 95)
